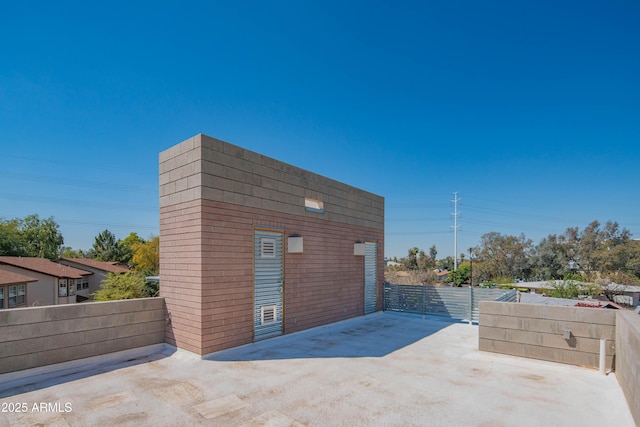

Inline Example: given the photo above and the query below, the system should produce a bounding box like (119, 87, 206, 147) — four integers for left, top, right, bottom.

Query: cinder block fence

(479, 301, 640, 426)
(0, 298, 165, 374)
(479, 301, 616, 369)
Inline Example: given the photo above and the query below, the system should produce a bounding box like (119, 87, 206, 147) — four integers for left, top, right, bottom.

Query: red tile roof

(0, 270, 38, 286)
(60, 258, 130, 274)
(0, 257, 92, 279)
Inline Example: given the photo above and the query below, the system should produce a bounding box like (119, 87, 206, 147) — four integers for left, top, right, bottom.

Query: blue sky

(1, 1, 638, 259)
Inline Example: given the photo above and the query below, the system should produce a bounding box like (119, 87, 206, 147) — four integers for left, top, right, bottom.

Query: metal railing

(384, 283, 517, 323)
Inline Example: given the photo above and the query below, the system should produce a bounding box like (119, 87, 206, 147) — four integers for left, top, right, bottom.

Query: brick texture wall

(160, 200, 204, 354)
(160, 134, 384, 355)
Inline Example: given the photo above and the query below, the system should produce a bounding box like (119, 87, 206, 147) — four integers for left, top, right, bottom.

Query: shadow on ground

(0, 346, 176, 398)
(206, 312, 458, 362)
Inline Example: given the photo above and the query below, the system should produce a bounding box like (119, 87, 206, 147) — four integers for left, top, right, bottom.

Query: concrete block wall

(615, 311, 640, 426)
(160, 134, 384, 355)
(159, 134, 384, 228)
(479, 301, 616, 369)
(160, 199, 205, 354)
(0, 298, 165, 374)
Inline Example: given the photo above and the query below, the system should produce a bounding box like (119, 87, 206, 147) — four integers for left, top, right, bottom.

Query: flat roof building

(160, 134, 384, 355)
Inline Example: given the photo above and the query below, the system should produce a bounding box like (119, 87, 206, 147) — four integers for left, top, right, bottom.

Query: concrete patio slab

(0, 312, 634, 426)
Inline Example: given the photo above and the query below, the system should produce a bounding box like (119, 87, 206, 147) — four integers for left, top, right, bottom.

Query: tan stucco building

(0, 257, 93, 307)
(58, 258, 130, 300)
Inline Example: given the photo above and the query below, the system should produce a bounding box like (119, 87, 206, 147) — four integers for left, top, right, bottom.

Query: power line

(0, 153, 157, 177)
(464, 204, 575, 223)
(0, 171, 156, 194)
(0, 193, 157, 212)
(57, 219, 157, 230)
(386, 217, 450, 222)
(386, 231, 449, 236)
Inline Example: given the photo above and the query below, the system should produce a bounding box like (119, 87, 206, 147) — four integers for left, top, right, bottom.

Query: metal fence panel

(384, 283, 517, 323)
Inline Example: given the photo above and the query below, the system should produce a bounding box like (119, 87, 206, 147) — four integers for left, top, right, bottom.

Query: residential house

(508, 280, 639, 307)
(0, 270, 37, 309)
(435, 270, 450, 282)
(519, 292, 624, 309)
(57, 258, 130, 300)
(0, 256, 93, 307)
(607, 284, 640, 307)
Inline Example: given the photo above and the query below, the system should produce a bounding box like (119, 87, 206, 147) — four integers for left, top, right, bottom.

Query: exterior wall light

(288, 236, 303, 253)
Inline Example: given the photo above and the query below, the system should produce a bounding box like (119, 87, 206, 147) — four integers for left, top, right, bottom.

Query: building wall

(479, 301, 616, 369)
(160, 134, 384, 355)
(160, 199, 204, 354)
(0, 266, 57, 307)
(616, 291, 639, 307)
(0, 283, 28, 309)
(0, 298, 165, 374)
(56, 260, 110, 299)
(615, 310, 640, 426)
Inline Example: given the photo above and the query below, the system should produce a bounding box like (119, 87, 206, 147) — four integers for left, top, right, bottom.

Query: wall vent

(260, 238, 276, 258)
(261, 305, 277, 325)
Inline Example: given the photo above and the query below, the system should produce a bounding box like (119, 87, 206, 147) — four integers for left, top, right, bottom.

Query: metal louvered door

(364, 241, 377, 314)
(254, 229, 284, 341)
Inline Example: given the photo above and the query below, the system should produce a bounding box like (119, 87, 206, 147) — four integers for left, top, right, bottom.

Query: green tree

(404, 247, 419, 270)
(429, 245, 437, 263)
(530, 235, 568, 280)
(475, 232, 532, 281)
(91, 230, 121, 262)
(593, 222, 635, 276)
(118, 232, 145, 266)
(93, 272, 147, 301)
(0, 218, 26, 256)
(60, 246, 87, 258)
(438, 256, 454, 271)
(622, 240, 640, 278)
(449, 264, 470, 286)
(548, 280, 583, 299)
(20, 214, 64, 259)
(417, 249, 436, 270)
(143, 279, 159, 297)
(552, 220, 632, 278)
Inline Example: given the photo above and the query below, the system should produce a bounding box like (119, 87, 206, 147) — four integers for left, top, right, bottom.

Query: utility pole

(469, 248, 474, 286)
(451, 192, 461, 271)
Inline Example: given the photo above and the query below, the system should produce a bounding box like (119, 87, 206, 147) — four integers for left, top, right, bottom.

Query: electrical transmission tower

(451, 192, 461, 271)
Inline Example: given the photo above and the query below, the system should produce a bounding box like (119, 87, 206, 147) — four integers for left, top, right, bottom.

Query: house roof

(59, 258, 130, 274)
(515, 281, 640, 293)
(0, 270, 38, 286)
(0, 256, 93, 279)
(606, 283, 640, 293)
(520, 293, 622, 309)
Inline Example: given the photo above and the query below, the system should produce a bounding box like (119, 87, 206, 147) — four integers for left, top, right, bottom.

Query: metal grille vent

(261, 305, 277, 325)
(261, 238, 276, 258)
